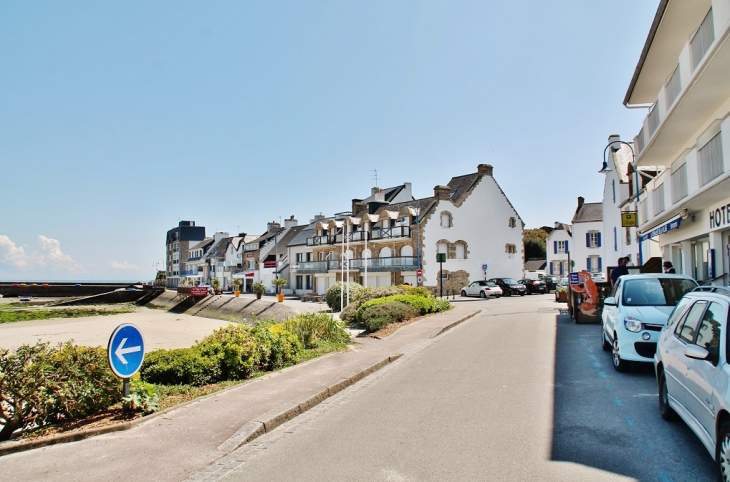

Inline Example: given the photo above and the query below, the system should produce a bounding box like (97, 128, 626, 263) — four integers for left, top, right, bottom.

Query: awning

(233, 272, 256, 279)
(184, 274, 203, 278)
(639, 214, 682, 242)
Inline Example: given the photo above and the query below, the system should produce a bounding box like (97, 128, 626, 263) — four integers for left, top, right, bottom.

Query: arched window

(400, 245, 414, 257)
(380, 247, 392, 258)
(440, 212, 452, 228)
(437, 242, 448, 256)
(455, 243, 465, 259)
(380, 247, 392, 266)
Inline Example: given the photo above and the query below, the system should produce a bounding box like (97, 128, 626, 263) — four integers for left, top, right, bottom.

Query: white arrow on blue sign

(107, 323, 145, 379)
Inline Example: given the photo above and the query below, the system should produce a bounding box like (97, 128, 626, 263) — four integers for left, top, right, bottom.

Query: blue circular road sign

(107, 323, 146, 378)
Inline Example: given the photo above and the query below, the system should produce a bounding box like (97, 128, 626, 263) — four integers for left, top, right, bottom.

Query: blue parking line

(604, 382, 614, 390)
(614, 398, 623, 407)
(623, 415, 636, 427)
(598, 372, 608, 379)
(592, 362, 601, 369)
(588, 354, 597, 361)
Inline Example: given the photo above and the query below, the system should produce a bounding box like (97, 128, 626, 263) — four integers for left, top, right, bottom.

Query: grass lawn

(0, 305, 136, 324)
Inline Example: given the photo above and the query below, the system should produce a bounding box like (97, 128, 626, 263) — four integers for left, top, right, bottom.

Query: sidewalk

(0, 303, 482, 482)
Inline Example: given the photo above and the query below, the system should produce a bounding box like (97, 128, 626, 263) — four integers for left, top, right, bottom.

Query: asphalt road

(191, 294, 716, 482)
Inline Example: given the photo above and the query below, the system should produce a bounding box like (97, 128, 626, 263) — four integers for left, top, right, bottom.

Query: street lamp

(601, 139, 642, 265)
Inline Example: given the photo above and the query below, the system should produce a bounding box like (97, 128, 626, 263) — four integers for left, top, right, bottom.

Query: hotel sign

(621, 212, 638, 227)
(709, 200, 730, 231)
(639, 215, 681, 243)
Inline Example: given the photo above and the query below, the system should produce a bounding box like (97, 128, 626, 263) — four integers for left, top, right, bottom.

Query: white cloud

(0, 235, 82, 272)
(108, 260, 139, 271)
(0, 235, 29, 268)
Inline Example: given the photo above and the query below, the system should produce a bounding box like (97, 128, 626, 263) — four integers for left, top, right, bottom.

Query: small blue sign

(639, 216, 681, 243)
(108, 324, 145, 379)
(482, 264, 488, 271)
(569, 272, 580, 285)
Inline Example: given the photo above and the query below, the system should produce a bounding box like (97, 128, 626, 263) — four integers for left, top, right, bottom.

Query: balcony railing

(306, 235, 334, 246)
(296, 256, 418, 273)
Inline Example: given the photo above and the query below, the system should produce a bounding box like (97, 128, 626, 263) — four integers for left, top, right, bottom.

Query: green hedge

(356, 294, 451, 323)
(139, 348, 221, 386)
(283, 312, 351, 348)
(0, 342, 120, 441)
(360, 302, 419, 331)
(325, 281, 364, 312)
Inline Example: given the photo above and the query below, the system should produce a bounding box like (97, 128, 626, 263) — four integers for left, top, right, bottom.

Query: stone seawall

(0, 283, 131, 298)
(144, 291, 298, 324)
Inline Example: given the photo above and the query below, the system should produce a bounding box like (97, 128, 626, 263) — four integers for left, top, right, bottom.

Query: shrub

(398, 285, 433, 298)
(354, 286, 409, 305)
(360, 302, 419, 331)
(252, 321, 302, 370)
(284, 312, 351, 348)
(0, 341, 121, 441)
(356, 294, 451, 322)
(339, 303, 358, 323)
(140, 347, 221, 386)
(197, 325, 265, 381)
(325, 281, 364, 312)
(122, 381, 160, 415)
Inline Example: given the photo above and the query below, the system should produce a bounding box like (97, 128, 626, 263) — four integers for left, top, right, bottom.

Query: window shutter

(565, 241, 569, 254)
(554, 241, 558, 254)
(550, 264, 554, 275)
(586, 233, 590, 247)
(560, 263, 564, 275)
(598, 257, 603, 272)
(597, 233, 602, 247)
(587, 258, 591, 271)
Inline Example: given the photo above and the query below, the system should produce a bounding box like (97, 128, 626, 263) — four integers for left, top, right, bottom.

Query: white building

(292, 164, 524, 295)
(625, 0, 730, 285)
(546, 222, 572, 277)
(570, 197, 605, 276)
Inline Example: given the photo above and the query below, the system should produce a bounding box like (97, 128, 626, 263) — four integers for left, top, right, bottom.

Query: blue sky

(0, 1, 657, 281)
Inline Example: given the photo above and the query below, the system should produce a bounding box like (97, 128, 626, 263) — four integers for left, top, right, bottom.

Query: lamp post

(601, 140, 643, 266)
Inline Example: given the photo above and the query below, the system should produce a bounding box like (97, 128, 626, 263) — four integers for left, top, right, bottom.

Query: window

(676, 301, 707, 343)
(665, 64, 681, 108)
(296, 253, 302, 263)
(587, 232, 601, 248)
(437, 242, 448, 255)
(587, 256, 602, 273)
(652, 183, 665, 216)
(295, 276, 303, 290)
(695, 302, 723, 364)
(305, 276, 313, 290)
(440, 212, 452, 228)
(691, 9, 714, 70)
(455, 243, 465, 259)
(554, 240, 568, 254)
(699, 132, 724, 186)
(505, 244, 517, 254)
(671, 163, 688, 203)
(508, 217, 517, 228)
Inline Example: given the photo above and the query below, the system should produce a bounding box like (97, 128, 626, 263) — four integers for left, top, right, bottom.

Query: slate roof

(270, 225, 306, 255)
(572, 203, 603, 223)
(447, 173, 480, 206)
(524, 259, 547, 271)
(370, 197, 438, 222)
(189, 238, 214, 251)
(553, 223, 572, 236)
(288, 222, 316, 247)
(361, 184, 411, 203)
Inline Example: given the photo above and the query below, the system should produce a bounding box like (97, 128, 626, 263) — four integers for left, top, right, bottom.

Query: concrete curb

(430, 308, 482, 338)
(217, 354, 403, 454)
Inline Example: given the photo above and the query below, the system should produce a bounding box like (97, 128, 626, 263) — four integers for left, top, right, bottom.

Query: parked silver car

(654, 289, 730, 479)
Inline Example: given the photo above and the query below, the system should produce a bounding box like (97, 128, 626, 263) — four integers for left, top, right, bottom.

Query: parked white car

(460, 281, 502, 298)
(654, 289, 730, 479)
(601, 274, 698, 372)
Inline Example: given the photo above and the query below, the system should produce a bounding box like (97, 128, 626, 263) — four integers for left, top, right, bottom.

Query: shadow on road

(549, 313, 714, 481)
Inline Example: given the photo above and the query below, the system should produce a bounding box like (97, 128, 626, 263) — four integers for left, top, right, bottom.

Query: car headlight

(624, 317, 643, 333)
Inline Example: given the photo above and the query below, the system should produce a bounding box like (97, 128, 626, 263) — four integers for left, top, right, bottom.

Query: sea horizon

(0, 279, 147, 284)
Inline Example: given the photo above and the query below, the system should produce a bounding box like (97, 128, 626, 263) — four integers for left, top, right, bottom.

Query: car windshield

(503, 278, 518, 284)
(622, 278, 698, 306)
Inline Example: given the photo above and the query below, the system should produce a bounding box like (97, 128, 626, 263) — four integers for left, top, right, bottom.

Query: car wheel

(717, 422, 730, 482)
(461, 290, 467, 297)
(520, 292, 525, 296)
(479, 291, 486, 298)
(612, 334, 630, 372)
(658, 371, 678, 421)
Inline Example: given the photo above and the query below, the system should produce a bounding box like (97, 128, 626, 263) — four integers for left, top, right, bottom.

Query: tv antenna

(370, 169, 379, 188)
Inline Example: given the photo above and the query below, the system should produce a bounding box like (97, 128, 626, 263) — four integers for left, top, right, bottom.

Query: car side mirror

(603, 297, 617, 306)
(684, 345, 710, 361)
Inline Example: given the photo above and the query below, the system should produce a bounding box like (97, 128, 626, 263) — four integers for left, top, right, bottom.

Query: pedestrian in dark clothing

(663, 261, 676, 273)
(610, 257, 629, 286)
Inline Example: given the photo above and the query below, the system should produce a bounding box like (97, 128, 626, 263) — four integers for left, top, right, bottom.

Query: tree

(523, 228, 550, 259)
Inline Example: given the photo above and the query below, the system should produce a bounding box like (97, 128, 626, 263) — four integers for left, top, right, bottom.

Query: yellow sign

(621, 212, 638, 227)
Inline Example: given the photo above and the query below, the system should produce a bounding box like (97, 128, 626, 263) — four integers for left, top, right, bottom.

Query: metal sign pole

(123, 378, 131, 397)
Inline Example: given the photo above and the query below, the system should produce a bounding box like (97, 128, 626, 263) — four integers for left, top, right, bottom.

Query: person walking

(663, 261, 676, 273)
(610, 257, 629, 286)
